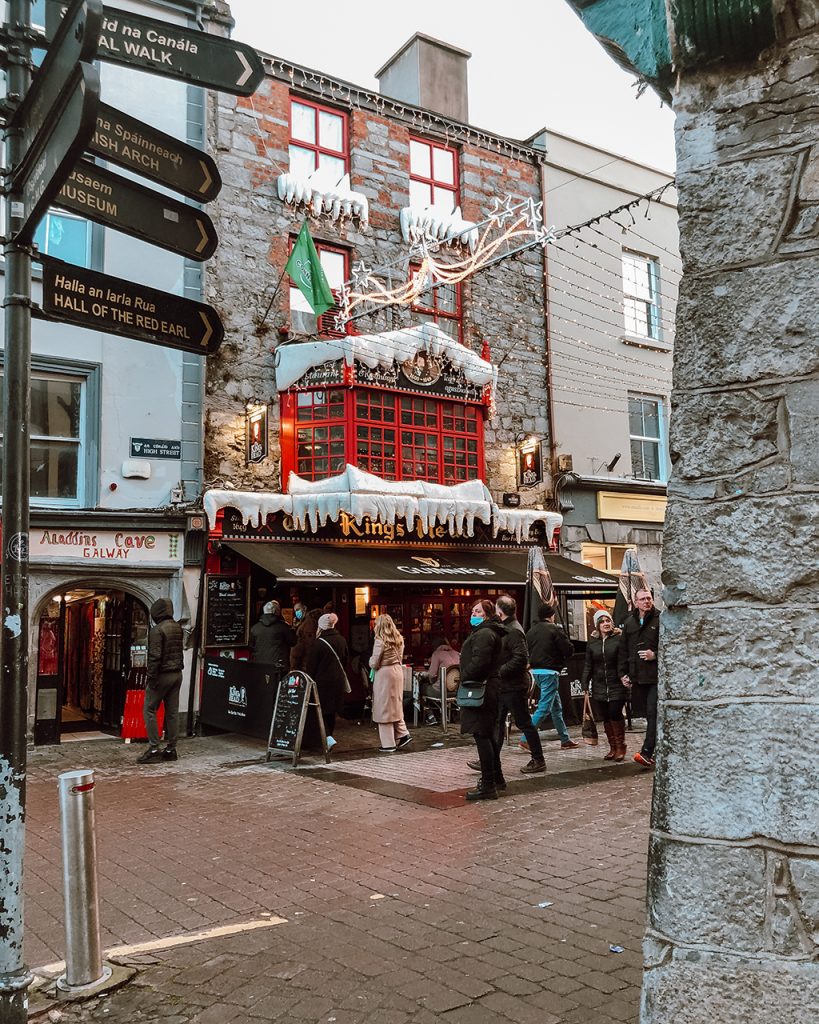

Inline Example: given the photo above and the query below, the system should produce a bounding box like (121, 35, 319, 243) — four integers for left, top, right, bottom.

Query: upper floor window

(622, 251, 660, 341)
(628, 393, 665, 482)
(34, 210, 92, 268)
(289, 98, 348, 182)
(410, 263, 462, 343)
(283, 387, 483, 485)
(0, 368, 94, 506)
(409, 138, 458, 213)
(289, 240, 350, 338)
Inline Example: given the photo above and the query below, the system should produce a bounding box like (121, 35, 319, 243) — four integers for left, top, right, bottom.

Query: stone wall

(642, 23, 819, 1022)
(203, 66, 551, 504)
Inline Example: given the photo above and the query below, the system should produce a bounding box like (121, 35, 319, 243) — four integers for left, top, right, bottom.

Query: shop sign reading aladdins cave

(31, 529, 182, 564)
(296, 355, 485, 403)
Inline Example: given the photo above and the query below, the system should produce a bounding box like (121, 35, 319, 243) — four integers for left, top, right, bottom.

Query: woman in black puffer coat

(581, 609, 628, 762)
(459, 599, 506, 801)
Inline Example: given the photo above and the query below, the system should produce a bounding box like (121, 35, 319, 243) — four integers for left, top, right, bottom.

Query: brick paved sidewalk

(26, 728, 652, 1023)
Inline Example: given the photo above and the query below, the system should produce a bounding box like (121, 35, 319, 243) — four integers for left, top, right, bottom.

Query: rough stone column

(642, 20, 819, 1023)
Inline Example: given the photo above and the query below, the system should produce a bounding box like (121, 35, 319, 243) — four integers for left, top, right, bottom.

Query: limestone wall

(203, 66, 551, 504)
(643, 25, 819, 1022)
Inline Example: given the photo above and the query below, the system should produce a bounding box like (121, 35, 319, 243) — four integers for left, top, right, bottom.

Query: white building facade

(1, 0, 227, 743)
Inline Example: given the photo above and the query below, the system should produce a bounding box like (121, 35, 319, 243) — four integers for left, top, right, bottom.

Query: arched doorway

(35, 588, 150, 744)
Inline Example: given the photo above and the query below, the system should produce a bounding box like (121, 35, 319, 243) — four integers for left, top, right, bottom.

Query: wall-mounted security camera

(606, 452, 622, 473)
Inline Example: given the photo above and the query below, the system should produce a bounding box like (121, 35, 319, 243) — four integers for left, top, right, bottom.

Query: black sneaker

(378, 746, 397, 754)
(495, 776, 508, 791)
(137, 747, 163, 764)
(162, 748, 178, 761)
(520, 758, 546, 774)
(396, 734, 412, 750)
(466, 759, 482, 772)
(466, 780, 498, 801)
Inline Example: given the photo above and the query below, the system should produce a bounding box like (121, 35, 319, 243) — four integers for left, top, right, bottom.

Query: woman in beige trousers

(369, 614, 412, 753)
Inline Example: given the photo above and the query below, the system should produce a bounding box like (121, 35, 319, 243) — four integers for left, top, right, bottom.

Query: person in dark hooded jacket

(249, 600, 295, 674)
(459, 599, 506, 801)
(139, 598, 184, 764)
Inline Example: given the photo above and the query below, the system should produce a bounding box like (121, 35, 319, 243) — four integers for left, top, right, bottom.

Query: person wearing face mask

(618, 588, 661, 768)
(582, 609, 627, 761)
(458, 599, 506, 800)
(292, 601, 308, 624)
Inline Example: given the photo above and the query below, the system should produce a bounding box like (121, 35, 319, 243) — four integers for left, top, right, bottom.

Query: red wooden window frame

(409, 262, 463, 343)
(280, 387, 484, 485)
(288, 238, 352, 338)
(288, 96, 349, 175)
(408, 136, 460, 209)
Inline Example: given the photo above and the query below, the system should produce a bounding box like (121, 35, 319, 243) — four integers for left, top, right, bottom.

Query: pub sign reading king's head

(246, 405, 268, 465)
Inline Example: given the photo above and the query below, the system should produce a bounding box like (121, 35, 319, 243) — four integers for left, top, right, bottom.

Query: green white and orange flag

(285, 222, 335, 316)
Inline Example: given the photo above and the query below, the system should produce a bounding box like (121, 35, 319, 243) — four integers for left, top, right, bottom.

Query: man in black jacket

(495, 595, 545, 774)
(139, 598, 184, 764)
(526, 604, 578, 749)
(618, 589, 660, 768)
(249, 600, 295, 674)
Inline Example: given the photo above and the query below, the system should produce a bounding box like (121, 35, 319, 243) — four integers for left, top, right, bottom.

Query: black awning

(544, 554, 619, 592)
(225, 542, 527, 585)
(225, 542, 618, 592)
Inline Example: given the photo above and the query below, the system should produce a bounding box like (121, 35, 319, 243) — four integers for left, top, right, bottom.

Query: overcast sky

(229, 0, 676, 172)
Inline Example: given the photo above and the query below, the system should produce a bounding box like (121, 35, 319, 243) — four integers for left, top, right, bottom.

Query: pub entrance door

(34, 588, 150, 744)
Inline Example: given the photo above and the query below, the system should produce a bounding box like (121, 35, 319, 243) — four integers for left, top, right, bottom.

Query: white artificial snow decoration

(204, 465, 562, 545)
(399, 203, 479, 252)
(275, 322, 497, 397)
(277, 169, 369, 228)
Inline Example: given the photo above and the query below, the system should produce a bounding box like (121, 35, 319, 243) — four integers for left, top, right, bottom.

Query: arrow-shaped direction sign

(35, 256, 225, 355)
(46, 1, 265, 96)
(87, 102, 222, 202)
(54, 159, 218, 261)
(15, 63, 101, 244)
(11, 0, 103, 190)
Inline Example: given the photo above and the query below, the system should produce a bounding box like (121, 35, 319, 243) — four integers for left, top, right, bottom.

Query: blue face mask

(470, 614, 483, 628)
(295, 609, 304, 621)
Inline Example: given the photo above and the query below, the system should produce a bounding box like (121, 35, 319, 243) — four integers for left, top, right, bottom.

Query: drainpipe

(186, 534, 208, 736)
(539, 156, 558, 492)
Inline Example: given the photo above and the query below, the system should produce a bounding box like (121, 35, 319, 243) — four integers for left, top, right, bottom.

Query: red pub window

(410, 262, 462, 343)
(289, 97, 348, 181)
(409, 137, 459, 212)
(281, 387, 484, 486)
(288, 240, 351, 338)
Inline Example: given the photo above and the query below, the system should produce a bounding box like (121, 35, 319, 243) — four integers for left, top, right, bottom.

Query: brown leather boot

(613, 719, 626, 762)
(602, 720, 616, 760)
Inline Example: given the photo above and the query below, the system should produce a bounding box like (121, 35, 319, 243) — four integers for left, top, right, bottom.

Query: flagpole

(258, 266, 288, 328)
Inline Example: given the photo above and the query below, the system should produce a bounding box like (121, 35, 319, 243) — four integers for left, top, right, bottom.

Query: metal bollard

(57, 769, 109, 992)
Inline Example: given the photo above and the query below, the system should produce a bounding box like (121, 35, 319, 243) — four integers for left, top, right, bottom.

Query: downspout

(186, 534, 208, 736)
(539, 155, 558, 494)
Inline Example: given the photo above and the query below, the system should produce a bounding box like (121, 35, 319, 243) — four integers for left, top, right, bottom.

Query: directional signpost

(1, 0, 263, 1018)
(88, 101, 222, 201)
(46, 0, 265, 94)
(36, 257, 225, 354)
(56, 159, 218, 260)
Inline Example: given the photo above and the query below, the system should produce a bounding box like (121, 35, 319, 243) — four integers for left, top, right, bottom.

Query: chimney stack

(376, 33, 471, 123)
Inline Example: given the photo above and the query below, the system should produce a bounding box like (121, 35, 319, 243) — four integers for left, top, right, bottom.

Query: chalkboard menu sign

(266, 670, 329, 766)
(205, 575, 249, 647)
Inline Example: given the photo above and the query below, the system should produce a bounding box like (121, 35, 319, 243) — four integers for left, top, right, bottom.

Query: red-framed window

(289, 97, 348, 181)
(288, 239, 351, 338)
(281, 387, 484, 485)
(410, 262, 462, 343)
(409, 137, 459, 212)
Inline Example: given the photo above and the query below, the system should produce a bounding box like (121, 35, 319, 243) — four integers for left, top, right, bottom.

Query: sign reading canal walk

(46, 0, 265, 95)
(36, 257, 224, 355)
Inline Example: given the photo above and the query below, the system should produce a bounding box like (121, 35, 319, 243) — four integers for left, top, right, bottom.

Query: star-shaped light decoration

(523, 197, 544, 231)
(489, 194, 518, 229)
(351, 259, 373, 290)
(534, 224, 557, 249)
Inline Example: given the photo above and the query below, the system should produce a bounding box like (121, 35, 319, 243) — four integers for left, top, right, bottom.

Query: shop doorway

(35, 589, 150, 744)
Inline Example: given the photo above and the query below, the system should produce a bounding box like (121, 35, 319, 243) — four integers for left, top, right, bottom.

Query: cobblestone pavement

(26, 722, 652, 1023)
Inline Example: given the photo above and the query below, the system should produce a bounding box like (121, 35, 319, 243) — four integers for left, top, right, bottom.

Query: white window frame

(628, 392, 666, 483)
(0, 359, 100, 509)
(622, 250, 661, 343)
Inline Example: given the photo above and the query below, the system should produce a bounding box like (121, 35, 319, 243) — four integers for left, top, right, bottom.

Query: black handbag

(456, 679, 486, 707)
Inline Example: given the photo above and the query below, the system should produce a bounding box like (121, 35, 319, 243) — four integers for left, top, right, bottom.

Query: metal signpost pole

(0, 0, 33, 1019)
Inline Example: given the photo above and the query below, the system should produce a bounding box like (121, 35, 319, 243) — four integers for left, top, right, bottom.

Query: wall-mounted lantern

(246, 404, 268, 465)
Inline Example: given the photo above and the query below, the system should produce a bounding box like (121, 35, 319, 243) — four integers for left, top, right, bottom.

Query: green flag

(285, 223, 335, 317)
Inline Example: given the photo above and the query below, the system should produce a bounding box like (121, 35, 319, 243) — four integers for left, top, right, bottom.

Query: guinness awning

(224, 542, 618, 592)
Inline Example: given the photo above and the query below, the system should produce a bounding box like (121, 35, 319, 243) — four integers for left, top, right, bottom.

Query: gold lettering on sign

(339, 511, 406, 542)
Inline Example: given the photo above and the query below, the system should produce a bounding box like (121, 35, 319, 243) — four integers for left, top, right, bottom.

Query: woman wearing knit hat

(304, 612, 349, 751)
(581, 610, 629, 761)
